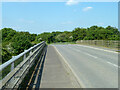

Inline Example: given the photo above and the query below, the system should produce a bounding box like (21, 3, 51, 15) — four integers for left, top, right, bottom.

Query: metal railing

(0, 41, 46, 89)
(76, 40, 120, 50)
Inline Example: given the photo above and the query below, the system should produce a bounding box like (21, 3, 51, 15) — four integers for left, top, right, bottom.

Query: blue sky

(2, 2, 118, 34)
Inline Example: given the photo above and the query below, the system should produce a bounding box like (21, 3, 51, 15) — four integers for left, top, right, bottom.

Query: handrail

(0, 41, 45, 72)
(0, 41, 46, 89)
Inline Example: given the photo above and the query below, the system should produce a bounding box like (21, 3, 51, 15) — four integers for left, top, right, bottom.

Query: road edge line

(53, 45, 86, 88)
(77, 44, 118, 54)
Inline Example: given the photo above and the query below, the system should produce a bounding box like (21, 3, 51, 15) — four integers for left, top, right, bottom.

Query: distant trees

(1, 25, 120, 63)
(55, 31, 73, 42)
(72, 28, 87, 41)
(34, 26, 120, 44)
(72, 26, 120, 41)
(35, 32, 51, 43)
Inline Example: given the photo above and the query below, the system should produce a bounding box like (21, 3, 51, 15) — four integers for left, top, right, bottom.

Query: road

(40, 46, 80, 88)
(53, 44, 118, 88)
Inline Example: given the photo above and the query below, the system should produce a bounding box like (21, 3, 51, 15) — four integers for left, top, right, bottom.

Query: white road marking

(66, 46, 98, 59)
(55, 45, 119, 69)
(84, 53, 98, 59)
(107, 62, 118, 68)
(67, 46, 82, 52)
(53, 46, 86, 88)
(77, 45, 118, 54)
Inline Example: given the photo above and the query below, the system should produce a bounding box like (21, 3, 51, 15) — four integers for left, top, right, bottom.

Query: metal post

(11, 62, 14, 71)
(28, 50, 32, 63)
(0, 42, 45, 89)
(23, 54, 26, 60)
(30, 50, 32, 55)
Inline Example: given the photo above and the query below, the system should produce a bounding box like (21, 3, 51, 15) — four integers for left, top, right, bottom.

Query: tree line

(36, 26, 120, 43)
(1, 25, 120, 63)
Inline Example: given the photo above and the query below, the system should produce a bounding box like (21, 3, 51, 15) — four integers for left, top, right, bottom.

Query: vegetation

(1, 28, 37, 63)
(1, 25, 120, 63)
(2, 48, 12, 63)
(36, 26, 119, 43)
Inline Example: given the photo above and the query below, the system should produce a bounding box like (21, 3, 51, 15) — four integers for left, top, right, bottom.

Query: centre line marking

(84, 53, 98, 59)
(107, 62, 118, 68)
(67, 46, 98, 59)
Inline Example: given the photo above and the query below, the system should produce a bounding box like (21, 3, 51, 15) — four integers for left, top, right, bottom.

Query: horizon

(1, 25, 118, 35)
(2, 2, 118, 34)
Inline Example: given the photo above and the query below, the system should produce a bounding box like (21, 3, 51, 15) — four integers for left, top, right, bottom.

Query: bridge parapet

(0, 41, 46, 89)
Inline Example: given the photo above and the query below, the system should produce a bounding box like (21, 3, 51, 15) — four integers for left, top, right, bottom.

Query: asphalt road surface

(53, 44, 118, 88)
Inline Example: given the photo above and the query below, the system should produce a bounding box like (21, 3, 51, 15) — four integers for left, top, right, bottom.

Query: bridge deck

(40, 45, 77, 88)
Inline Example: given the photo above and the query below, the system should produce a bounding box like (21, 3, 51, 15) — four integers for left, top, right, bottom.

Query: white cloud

(83, 7, 93, 12)
(66, 0, 79, 5)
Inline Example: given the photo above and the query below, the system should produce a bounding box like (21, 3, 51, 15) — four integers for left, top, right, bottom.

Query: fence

(76, 40, 120, 50)
(0, 41, 46, 89)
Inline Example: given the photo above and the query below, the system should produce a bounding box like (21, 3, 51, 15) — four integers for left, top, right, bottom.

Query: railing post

(30, 50, 32, 55)
(0, 42, 45, 89)
(10, 56, 15, 71)
(28, 50, 33, 63)
(23, 54, 26, 60)
(11, 62, 14, 71)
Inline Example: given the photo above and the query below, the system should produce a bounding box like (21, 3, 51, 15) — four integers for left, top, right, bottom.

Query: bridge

(0, 41, 119, 89)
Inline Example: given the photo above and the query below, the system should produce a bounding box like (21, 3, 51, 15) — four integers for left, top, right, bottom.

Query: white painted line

(67, 46, 82, 53)
(84, 53, 98, 59)
(107, 62, 118, 68)
(77, 45, 118, 54)
(53, 46, 86, 88)
(67, 46, 98, 59)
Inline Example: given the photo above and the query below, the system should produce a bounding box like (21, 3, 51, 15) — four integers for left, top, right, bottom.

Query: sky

(2, 2, 118, 34)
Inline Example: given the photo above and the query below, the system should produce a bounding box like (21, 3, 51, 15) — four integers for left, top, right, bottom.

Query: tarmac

(40, 45, 80, 88)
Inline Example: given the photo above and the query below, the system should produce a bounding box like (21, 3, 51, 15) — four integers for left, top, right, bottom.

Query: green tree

(2, 48, 12, 63)
(11, 35, 32, 55)
(72, 28, 87, 41)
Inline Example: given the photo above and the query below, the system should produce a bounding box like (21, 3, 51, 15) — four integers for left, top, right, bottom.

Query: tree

(2, 28, 17, 42)
(72, 28, 87, 41)
(55, 33, 67, 42)
(2, 48, 12, 63)
(1, 26, 119, 63)
(11, 35, 32, 55)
